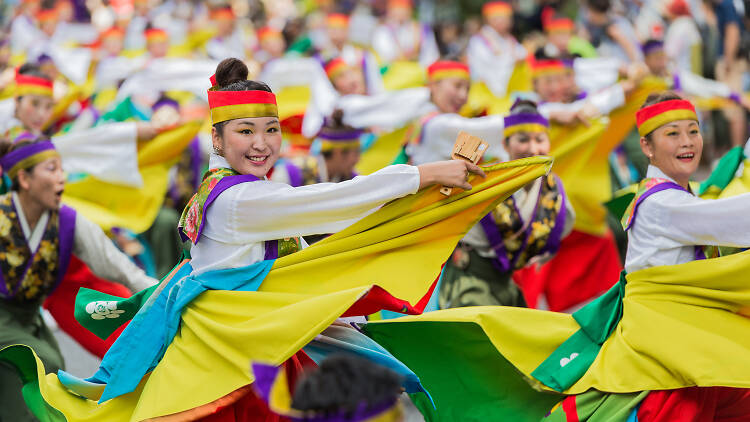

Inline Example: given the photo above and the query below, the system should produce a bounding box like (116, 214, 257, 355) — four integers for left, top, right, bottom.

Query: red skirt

(43, 255, 132, 358)
(513, 230, 622, 311)
(637, 387, 750, 422)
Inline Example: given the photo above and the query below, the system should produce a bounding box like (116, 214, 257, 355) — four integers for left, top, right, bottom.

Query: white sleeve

(643, 190, 750, 248)
(363, 51, 385, 95)
(418, 26, 440, 68)
(372, 26, 397, 64)
(73, 213, 158, 292)
(53, 122, 143, 187)
(206, 164, 421, 243)
(409, 113, 507, 165)
(574, 57, 622, 94)
(587, 84, 626, 116)
(338, 87, 433, 130)
(677, 70, 733, 99)
(467, 36, 514, 98)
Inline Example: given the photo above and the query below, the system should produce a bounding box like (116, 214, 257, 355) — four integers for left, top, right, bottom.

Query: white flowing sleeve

(676, 70, 734, 99)
(574, 57, 622, 94)
(53, 122, 143, 187)
(418, 26, 440, 68)
(372, 25, 397, 64)
(409, 113, 506, 165)
(206, 164, 420, 243)
(467, 36, 514, 98)
(641, 190, 750, 247)
(73, 213, 158, 292)
(587, 83, 626, 116)
(338, 87, 434, 130)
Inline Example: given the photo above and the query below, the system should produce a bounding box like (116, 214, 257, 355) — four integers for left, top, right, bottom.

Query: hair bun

(510, 99, 539, 115)
(215, 58, 249, 88)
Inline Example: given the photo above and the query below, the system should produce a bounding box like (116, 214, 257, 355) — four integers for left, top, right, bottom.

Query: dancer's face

(17, 156, 66, 210)
(213, 116, 282, 178)
(430, 77, 470, 114)
(641, 119, 702, 188)
(16, 94, 55, 134)
(504, 131, 550, 161)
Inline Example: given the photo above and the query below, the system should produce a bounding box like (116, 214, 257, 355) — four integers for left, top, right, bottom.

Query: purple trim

(641, 40, 664, 56)
(189, 138, 203, 189)
(250, 363, 280, 402)
(285, 161, 303, 187)
(417, 112, 440, 145)
(264, 239, 279, 260)
(730, 92, 742, 104)
(672, 74, 682, 92)
(179, 174, 260, 243)
(503, 113, 549, 128)
(0, 141, 56, 170)
(624, 182, 687, 231)
(291, 399, 398, 422)
(49, 205, 77, 295)
(361, 54, 369, 94)
(12, 132, 36, 144)
(317, 130, 364, 141)
(575, 91, 588, 101)
(539, 175, 567, 255)
(480, 213, 511, 272)
(694, 246, 706, 261)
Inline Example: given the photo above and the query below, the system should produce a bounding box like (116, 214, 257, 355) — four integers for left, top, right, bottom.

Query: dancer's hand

(417, 160, 486, 190)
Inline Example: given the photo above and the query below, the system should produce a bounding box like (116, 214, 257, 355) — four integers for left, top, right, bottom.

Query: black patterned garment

(0, 194, 76, 303)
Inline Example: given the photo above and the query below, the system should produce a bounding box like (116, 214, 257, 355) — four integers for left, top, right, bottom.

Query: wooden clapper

(440, 131, 489, 196)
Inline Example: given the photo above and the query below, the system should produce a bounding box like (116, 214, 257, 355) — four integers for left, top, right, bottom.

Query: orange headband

(529, 57, 571, 78)
(545, 17, 575, 33)
(15, 72, 54, 97)
(326, 13, 349, 29)
(482, 1, 512, 18)
(211, 8, 235, 21)
(325, 58, 350, 80)
(388, 0, 412, 10)
(635, 99, 698, 136)
(258, 27, 282, 43)
(208, 89, 278, 124)
(36, 9, 58, 23)
(427, 60, 470, 82)
(145, 28, 168, 43)
(101, 27, 125, 40)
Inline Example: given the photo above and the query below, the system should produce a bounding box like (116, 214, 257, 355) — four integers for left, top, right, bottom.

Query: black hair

(0, 137, 50, 191)
(587, 0, 611, 13)
(211, 58, 274, 137)
(291, 355, 403, 419)
(639, 90, 685, 140)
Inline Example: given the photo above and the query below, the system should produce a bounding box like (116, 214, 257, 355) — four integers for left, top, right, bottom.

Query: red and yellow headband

(208, 89, 278, 124)
(325, 58, 350, 80)
(15, 72, 54, 98)
(211, 8, 235, 21)
(529, 57, 571, 78)
(427, 61, 470, 83)
(482, 1, 512, 18)
(326, 13, 349, 29)
(388, 0, 412, 10)
(635, 99, 698, 136)
(145, 28, 168, 43)
(36, 9, 58, 23)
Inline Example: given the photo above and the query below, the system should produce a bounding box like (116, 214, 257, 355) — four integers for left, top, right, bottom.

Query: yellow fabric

(15, 85, 53, 97)
(62, 164, 169, 233)
(716, 159, 750, 198)
(275, 85, 311, 122)
(138, 120, 204, 167)
(371, 249, 750, 394)
(549, 80, 667, 235)
(29, 157, 552, 420)
(461, 63, 532, 117)
(382, 61, 426, 91)
(356, 126, 410, 175)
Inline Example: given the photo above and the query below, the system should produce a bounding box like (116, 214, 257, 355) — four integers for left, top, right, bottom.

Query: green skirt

(0, 299, 64, 422)
(439, 245, 527, 309)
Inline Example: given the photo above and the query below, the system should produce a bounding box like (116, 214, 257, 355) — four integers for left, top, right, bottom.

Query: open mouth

(676, 152, 695, 162)
(245, 154, 268, 165)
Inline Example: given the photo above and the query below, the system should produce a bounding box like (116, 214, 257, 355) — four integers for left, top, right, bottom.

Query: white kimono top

(625, 165, 750, 273)
(189, 154, 420, 275)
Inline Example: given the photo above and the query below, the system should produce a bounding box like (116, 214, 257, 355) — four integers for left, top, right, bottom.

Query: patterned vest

(480, 174, 567, 273)
(284, 156, 322, 187)
(621, 177, 718, 260)
(179, 168, 301, 259)
(0, 194, 76, 303)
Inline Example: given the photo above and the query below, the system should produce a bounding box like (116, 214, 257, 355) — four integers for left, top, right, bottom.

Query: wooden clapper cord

(440, 131, 489, 196)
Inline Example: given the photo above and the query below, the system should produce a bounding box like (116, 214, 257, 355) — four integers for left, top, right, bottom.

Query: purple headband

(317, 129, 364, 141)
(503, 113, 549, 128)
(152, 96, 180, 111)
(290, 398, 399, 422)
(641, 40, 664, 56)
(0, 141, 58, 178)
